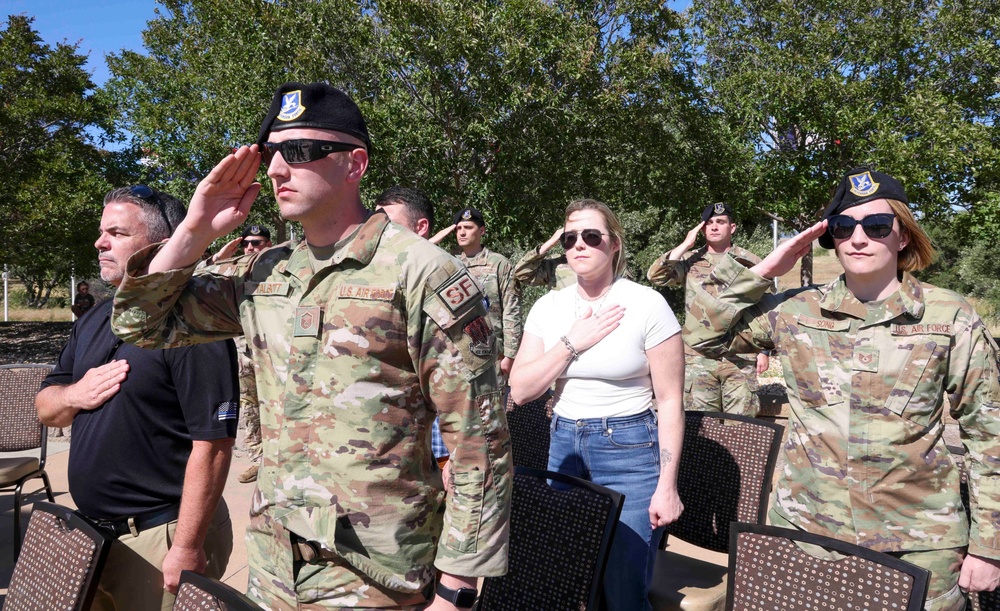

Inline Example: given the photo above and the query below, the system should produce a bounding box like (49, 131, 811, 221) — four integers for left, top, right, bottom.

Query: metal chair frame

(726, 522, 930, 611)
(173, 570, 261, 610)
(4, 501, 111, 611)
(0, 363, 56, 559)
(663, 411, 784, 550)
(503, 391, 554, 470)
(477, 466, 624, 611)
(650, 411, 784, 611)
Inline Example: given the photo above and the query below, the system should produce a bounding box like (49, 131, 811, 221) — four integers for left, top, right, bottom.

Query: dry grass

(4, 307, 74, 322)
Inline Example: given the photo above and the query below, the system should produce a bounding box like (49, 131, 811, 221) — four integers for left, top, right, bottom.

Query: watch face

(437, 583, 478, 608)
(454, 588, 477, 607)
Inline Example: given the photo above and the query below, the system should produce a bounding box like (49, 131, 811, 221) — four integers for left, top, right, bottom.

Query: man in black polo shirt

(36, 185, 239, 611)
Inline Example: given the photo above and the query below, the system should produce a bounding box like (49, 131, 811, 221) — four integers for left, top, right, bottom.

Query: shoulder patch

(463, 316, 497, 357)
(437, 271, 482, 314)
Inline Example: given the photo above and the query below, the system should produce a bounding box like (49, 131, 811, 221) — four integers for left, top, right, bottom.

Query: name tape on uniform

(245, 282, 291, 296)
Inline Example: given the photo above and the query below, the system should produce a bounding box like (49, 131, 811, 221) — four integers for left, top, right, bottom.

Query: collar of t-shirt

(306, 226, 362, 272)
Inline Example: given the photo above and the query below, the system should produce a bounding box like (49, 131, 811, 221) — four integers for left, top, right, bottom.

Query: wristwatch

(436, 582, 478, 608)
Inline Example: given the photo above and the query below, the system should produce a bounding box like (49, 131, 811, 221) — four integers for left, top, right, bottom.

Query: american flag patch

(216, 401, 239, 421)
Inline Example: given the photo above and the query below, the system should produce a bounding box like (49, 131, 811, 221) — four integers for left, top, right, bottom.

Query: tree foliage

(105, 0, 744, 262)
(689, 0, 1000, 283)
(0, 15, 124, 306)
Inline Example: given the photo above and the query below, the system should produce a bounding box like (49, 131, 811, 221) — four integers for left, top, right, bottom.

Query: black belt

(83, 504, 181, 539)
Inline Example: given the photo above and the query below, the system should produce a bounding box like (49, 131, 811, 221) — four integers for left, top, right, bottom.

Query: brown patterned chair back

(1, 364, 57, 560)
(727, 522, 929, 611)
(0, 364, 52, 452)
(503, 391, 554, 470)
(478, 467, 623, 611)
(172, 570, 261, 610)
(4, 502, 111, 611)
(663, 411, 783, 553)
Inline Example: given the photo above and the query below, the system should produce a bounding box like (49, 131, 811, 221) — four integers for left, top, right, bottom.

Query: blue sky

(1, 0, 157, 86)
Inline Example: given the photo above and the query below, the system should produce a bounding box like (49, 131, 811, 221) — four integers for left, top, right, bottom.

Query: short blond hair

(564, 199, 628, 278)
(886, 199, 936, 271)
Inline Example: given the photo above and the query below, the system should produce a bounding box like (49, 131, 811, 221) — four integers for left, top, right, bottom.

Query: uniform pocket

(443, 470, 486, 553)
(788, 315, 852, 408)
(883, 331, 950, 424)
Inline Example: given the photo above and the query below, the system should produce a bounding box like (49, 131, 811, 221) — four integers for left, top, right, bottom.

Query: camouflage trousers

(683, 347, 759, 417)
(245, 508, 431, 610)
(241, 397, 262, 460)
(889, 548, 965, 611)
(236, 336, 261, 460)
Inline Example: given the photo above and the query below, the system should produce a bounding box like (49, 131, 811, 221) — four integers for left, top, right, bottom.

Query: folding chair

(727, 522, 929, 611)
(4, 502, 111, 611)
(503, 391, 554, 470)
(173, 570, 261, 610)
(650, 411, 783, 611)
(477, 467, 623, 611)
(0, 363, 56, 559)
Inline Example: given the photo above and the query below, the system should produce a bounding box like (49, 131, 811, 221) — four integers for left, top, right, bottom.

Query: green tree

(689, 0, 1000, 284)
(107, 0, 741, 260)
(0, 15, 121, 306)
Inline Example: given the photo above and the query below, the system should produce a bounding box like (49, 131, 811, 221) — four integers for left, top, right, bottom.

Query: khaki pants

(90, 500, 234, 611)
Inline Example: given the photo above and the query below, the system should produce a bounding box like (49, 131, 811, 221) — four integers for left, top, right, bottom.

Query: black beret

(257, 82, 370, 151)
(818, 167, 908, 248)
(453, 207, 485, 227)
(242, 225, 271, 240)
(701, 202, 734, 222)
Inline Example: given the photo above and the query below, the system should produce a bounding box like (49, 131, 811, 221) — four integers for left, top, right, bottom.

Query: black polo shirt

(41, 299, 239, 518)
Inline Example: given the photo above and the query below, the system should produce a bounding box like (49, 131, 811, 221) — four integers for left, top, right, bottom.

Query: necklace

(575, 280, 616, 317)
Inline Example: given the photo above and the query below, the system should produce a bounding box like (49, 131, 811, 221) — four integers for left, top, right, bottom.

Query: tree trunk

(799, 246, 814, 287)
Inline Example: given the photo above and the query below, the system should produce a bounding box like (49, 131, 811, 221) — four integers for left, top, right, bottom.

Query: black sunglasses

(243, 239, 266, 247)
(560, 229, 607, 250)
(827, 213, 897, 241)
(260, 139, 362, 166)
(128, 185, 173, 234)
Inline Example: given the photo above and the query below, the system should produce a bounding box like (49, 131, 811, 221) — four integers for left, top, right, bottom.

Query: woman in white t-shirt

(509, 199, 684, 611)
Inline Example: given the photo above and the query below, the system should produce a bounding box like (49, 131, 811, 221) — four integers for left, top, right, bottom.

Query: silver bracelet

(560, 335, 579, 361)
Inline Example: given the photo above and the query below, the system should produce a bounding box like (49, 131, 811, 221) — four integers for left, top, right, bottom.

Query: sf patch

(464, 316, 497, 357)
(438, 272, 481, 314)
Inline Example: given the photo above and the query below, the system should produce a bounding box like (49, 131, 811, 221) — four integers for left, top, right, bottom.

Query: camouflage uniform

(512, 247, 575, 291)
(112, 213, 512, 609)
(235, 335, 261, 460)
(456, 247, 522, 384)
(647, 246, 763, 416)
(685, 255, 1000, 610)
(201, 257, 261, 461)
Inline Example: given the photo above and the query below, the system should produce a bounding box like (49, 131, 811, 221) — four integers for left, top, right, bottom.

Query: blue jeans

(549, 410, 662, 611)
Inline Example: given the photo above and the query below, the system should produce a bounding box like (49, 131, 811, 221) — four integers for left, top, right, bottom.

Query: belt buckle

(95, 519, 125, 538)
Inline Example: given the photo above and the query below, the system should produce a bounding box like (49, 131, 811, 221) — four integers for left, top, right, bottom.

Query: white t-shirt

(524, 278, 681, 419)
